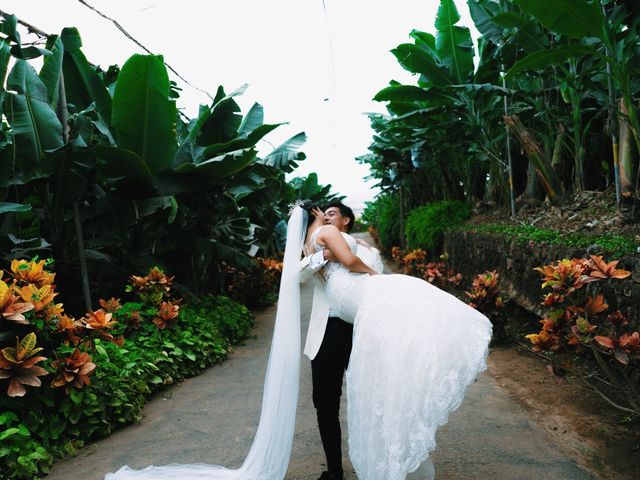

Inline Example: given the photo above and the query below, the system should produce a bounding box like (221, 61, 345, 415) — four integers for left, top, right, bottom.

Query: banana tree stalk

(600, 3, 622, 207)
(619, 99, 638, 196)
(505, 115, 565, 205)
(58, 73, 92, 312)
(501, 66, 516, 218)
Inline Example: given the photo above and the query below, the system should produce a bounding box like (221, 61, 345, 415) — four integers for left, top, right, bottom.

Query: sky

(3, 0, 479, 213)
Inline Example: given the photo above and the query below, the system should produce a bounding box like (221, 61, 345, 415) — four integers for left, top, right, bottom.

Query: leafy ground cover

(0, 261, 255, 480)
(465, 190, 640, 258)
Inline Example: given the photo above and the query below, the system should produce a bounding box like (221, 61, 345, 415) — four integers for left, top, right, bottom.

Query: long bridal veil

(106, 207, 307, 480)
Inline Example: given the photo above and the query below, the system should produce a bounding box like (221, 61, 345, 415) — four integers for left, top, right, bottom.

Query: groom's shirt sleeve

(299, 251, 327, 284)
(371, 248, 384, 274)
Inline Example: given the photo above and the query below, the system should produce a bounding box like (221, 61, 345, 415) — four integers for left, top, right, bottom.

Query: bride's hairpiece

(287, 199, 305, 217)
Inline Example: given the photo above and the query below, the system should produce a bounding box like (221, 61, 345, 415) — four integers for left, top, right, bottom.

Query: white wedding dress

(309, 226, 493, 480)
(104, 208, 491, 480)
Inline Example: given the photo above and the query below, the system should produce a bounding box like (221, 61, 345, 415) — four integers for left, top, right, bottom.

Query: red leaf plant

(526, 255, 640, 415)
(153, 301, 180, 329)
(51, 349, 96, 394)
(0, 333, 48, 397)
(0, 277, 34, 324)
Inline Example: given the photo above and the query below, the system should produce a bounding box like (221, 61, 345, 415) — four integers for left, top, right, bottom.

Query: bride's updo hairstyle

(295, 199, 320, 232)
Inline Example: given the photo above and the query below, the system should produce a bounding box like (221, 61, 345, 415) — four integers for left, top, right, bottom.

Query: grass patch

(459, 223, 638, 258)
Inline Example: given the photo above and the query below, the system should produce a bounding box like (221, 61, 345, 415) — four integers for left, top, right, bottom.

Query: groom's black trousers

(311, 316, 353, 476)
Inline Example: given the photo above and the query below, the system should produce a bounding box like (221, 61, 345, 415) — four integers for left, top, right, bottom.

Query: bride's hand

(323, 249, 337, 262)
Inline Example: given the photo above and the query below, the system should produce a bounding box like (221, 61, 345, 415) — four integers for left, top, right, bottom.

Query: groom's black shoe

(316, 471, 343, 480)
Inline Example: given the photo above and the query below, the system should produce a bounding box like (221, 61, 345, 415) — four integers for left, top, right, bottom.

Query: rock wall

(443, 230, 640, 323)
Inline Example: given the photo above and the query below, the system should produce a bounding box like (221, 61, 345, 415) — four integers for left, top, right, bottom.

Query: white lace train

(346, 274, 492, 480)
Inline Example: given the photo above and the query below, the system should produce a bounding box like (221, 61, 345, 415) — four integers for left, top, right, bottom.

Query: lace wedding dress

(308, 226, 492, 480)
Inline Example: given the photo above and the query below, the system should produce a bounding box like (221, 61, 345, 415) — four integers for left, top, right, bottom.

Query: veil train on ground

(105, 207, 307, 480)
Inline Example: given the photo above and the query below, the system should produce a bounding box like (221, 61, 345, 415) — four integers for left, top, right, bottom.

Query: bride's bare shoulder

(316, 225, 340, 237)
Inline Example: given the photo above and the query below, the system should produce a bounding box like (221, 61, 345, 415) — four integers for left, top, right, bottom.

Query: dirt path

(45, 233, 599, 480)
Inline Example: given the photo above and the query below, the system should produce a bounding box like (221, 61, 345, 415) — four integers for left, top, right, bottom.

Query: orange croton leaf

(619, 332, 640, 352)
(45, 302, 65, 320)
(82, 309, 117, 331)
(585, 295, 609, 317)
(10, 259, 55, 287)
(594, 335, 616, 350)
(99, 297, 122, 313)
(587, 256, 632, 280)
(57, 314, 85, 345)
(525, 330, 561, 352)
(51, 349, 96, 394)
(153, 301, 180, 329)
(18, 284, 57, 313)
(0, 279, 35, 324)
(0, 333, 48, 397)
(607, 310, 629, 326)
(542, 293, 564, 306)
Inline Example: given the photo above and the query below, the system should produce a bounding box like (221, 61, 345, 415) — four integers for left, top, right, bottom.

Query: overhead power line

(0, 8, 49, 38)
(75, 0, 214, 102)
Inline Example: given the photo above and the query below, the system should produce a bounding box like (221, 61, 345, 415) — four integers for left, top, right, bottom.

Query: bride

(106, 202, 492, 480)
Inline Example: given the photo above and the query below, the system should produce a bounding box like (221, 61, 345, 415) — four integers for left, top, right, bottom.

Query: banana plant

(0, 14, 308, 309)
(507, 0, 640, 204)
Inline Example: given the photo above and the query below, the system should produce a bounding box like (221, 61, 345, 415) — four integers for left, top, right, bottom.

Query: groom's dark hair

(324, 200, 355, 233)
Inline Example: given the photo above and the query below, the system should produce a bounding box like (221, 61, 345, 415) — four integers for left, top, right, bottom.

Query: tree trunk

(619, 99, 638, 197)
(552, 123, 570, 188)
(504, 115, 565, 205)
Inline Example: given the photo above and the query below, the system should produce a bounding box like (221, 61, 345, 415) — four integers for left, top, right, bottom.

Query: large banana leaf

(514, 0, 605, 40)
(374, 85, 432, 102)
(186, 84, 248, 144)
(467, 0, 503, 44)
(173, 148, 258, 180)
(0, 202, 31, 214)
(0, 39, 10, 91)
(200, 123, 282, 160)
(435, 0, 474, 84)
(261, 132, 307, 173)
(2, 60, 63, 186)
(391, 44, 450, 86)
(492, 13, 548, 53)
(44, 144, 92, 213)
(112, 54, 177, 174)
(239, 103, 264, 135)
(60, 28, 112, 125)
(39, 36, 64, 107)
(197, 87, 247, 146)
(409, 30, 438, 56)
(506, 45, 601, 78)
(94, 145, 154, 187)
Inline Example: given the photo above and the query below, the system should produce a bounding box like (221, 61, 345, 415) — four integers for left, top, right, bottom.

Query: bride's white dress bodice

(309, 227, 369, 323)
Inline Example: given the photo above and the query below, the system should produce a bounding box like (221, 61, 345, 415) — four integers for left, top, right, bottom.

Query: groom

(299, 201, 383, 480)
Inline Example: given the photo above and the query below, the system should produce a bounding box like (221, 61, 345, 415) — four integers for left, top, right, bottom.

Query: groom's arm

(356, 244, 384, 274)
(299, 250, 327, 284)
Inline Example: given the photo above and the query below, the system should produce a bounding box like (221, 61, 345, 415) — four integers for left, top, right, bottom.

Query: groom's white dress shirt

(299, 244, 384, 360)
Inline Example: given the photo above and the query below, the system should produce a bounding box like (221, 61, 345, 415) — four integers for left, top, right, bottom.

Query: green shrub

(362, 193, 402, 253)
(0, 295, 253, 480)
(405, 200, 471, 252)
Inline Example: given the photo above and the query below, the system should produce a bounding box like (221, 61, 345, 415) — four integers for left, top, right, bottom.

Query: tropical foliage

(525, 255, 639, 416)
(0, 259, 254, 479)
(360, 0, 640, 224)
(405, 200, 471, 252)
(390, 247, 463, 290)
(0, 14, 308, 317)
(465, 270, 507, 341)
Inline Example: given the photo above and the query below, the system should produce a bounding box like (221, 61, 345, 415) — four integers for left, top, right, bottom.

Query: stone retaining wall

(443, 230, 640, 323)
